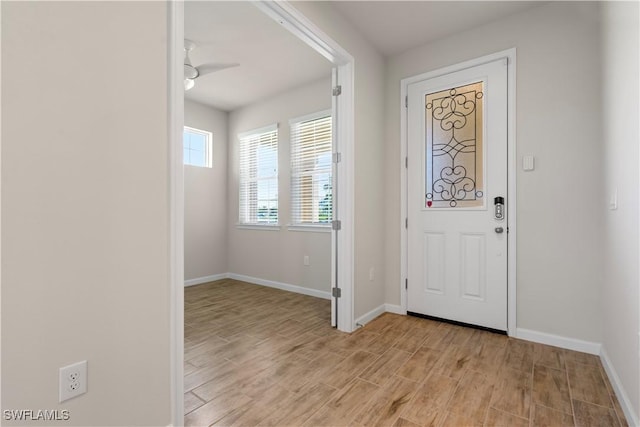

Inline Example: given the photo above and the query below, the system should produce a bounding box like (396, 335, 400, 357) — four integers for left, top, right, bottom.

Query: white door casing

(407, 58, 508, 331)
(253, 2, 355, 334)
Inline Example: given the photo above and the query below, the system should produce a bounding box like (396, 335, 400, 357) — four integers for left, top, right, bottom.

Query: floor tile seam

(564, 361, 579, 427)
(182, 404, 201, 418)
(364, 351, 416, 384)
(479, 400, 493, 426)
(354, 374, 386, 389)
(483, 405, 529, 425)
(184, 343, 232, 360)
(392, 341, 428, 357)
(445, 390, 492, 425)
(288, 400, 331, 427)
(571, 391, 616, 410)
(336, 383, 388, 426)
(187, 369, 243, 399)
(362, 377, 420, 426)
(571, 397, 622, 412)
(570, 398, 623, 427)
(316, 377, 380, 422)
(220, 357, 237, 366)
(415, 368, 448, 390)
(183, 366, 226, 390)
(438, 368, 466, 418)
(565, 358, 603, 372)
(190, 386, 210, 403)
(496, 363, 534, 382)
(595, 365, 622, 412)
(597, 364, 616, 397)
(533, 360, 566, 371)
(526, 358, 535, 425)
(533, 401, 574, 418)
(487, 397, 531, 422)
(396, 372, 440, 420)
(391, 369, 426, 386)
(486, 369, 528, 414)
(349, 349, 386, 377)
(565, 359, 615, 409)
(188, 390, 207, 405)
(183, 392, 206, 417)
(612, 405, 629, 427)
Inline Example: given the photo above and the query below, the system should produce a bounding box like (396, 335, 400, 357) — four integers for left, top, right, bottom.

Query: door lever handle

(495, 227, 504, 234)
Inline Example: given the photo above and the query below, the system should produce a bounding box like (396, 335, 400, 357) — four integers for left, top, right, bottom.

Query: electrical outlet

(303, 255, 310, 266)
(59, 360, 87, 402)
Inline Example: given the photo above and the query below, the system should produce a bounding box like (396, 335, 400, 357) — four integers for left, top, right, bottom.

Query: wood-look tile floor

(184, 279, 628, 427)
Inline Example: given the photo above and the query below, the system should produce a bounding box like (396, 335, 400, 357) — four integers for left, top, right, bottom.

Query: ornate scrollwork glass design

(425, 81, 484, 208)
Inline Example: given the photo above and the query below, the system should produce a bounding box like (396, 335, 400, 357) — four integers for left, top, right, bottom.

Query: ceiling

(331, 1, 543, 57)
(184, 1, 333, 112)
(185, 1, 543, 112)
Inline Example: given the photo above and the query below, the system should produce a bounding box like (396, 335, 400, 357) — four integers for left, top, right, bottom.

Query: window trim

(286, 224, 331, 233)
(236, 224, 281, 231)
(183, 126, 212, 168)
(289, 109, 332, 229)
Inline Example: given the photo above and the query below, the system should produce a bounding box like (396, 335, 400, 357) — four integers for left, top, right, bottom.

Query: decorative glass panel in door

(425, 81, 484, 208)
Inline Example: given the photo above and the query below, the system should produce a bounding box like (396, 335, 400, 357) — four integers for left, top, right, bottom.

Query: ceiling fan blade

(196, 62, 240, 76)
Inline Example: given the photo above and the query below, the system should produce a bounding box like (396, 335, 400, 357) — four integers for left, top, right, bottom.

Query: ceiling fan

(184, 39, 239, 91)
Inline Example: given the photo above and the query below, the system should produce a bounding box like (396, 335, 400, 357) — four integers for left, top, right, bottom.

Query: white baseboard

(385, 304, 404, 315)
(355, 304, 406, 328)
(184, 273, 229, 287)
(600, 347, 639, 427)
(515, 328, 601, 355)
(354, 304, 386, 328)
(227, 273, 331, 300)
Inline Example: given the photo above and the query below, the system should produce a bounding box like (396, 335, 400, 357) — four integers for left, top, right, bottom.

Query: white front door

(407, 58, 508, 331)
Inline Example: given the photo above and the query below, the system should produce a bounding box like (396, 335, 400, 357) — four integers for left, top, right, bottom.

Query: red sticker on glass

(427, 201, 433, 207)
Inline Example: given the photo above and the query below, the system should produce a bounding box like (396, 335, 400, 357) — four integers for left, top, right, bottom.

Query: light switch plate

(523, 155, 535, 171)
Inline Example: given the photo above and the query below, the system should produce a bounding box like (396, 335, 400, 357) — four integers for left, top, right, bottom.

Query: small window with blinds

(238, 124, 278, 225)
(290, 110, 332, 227)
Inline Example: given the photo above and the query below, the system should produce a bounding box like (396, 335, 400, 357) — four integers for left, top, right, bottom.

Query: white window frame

(289, 109, 332, 231)
(237, 124, 279, 227)
(183, 126, 212, 168)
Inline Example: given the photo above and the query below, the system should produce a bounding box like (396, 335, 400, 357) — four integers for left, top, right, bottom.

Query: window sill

(287, 224, 331, 233)
(236, 224, 281, 231)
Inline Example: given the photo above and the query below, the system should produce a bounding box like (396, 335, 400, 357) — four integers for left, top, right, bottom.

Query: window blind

(238, 124, 278, 225)
(290, 111, 332, 225)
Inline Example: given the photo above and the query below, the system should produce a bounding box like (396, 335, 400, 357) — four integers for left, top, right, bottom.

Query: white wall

(291, 2, 387, 318)
(227, 78, 332, 293)
(1, 2, 171, 425)
(601, 1, 640, 421)
(184, 100, 228, 282)
(385, 2, 604, 342)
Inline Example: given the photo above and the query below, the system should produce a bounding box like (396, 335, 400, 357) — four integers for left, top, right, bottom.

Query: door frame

(253, 0, 356, 334)
(400, 49, 517, 336)
(168, 2, 355, 425)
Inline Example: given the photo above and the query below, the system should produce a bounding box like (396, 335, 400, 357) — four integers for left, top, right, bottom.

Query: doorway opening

(168, 2, 355, 425)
